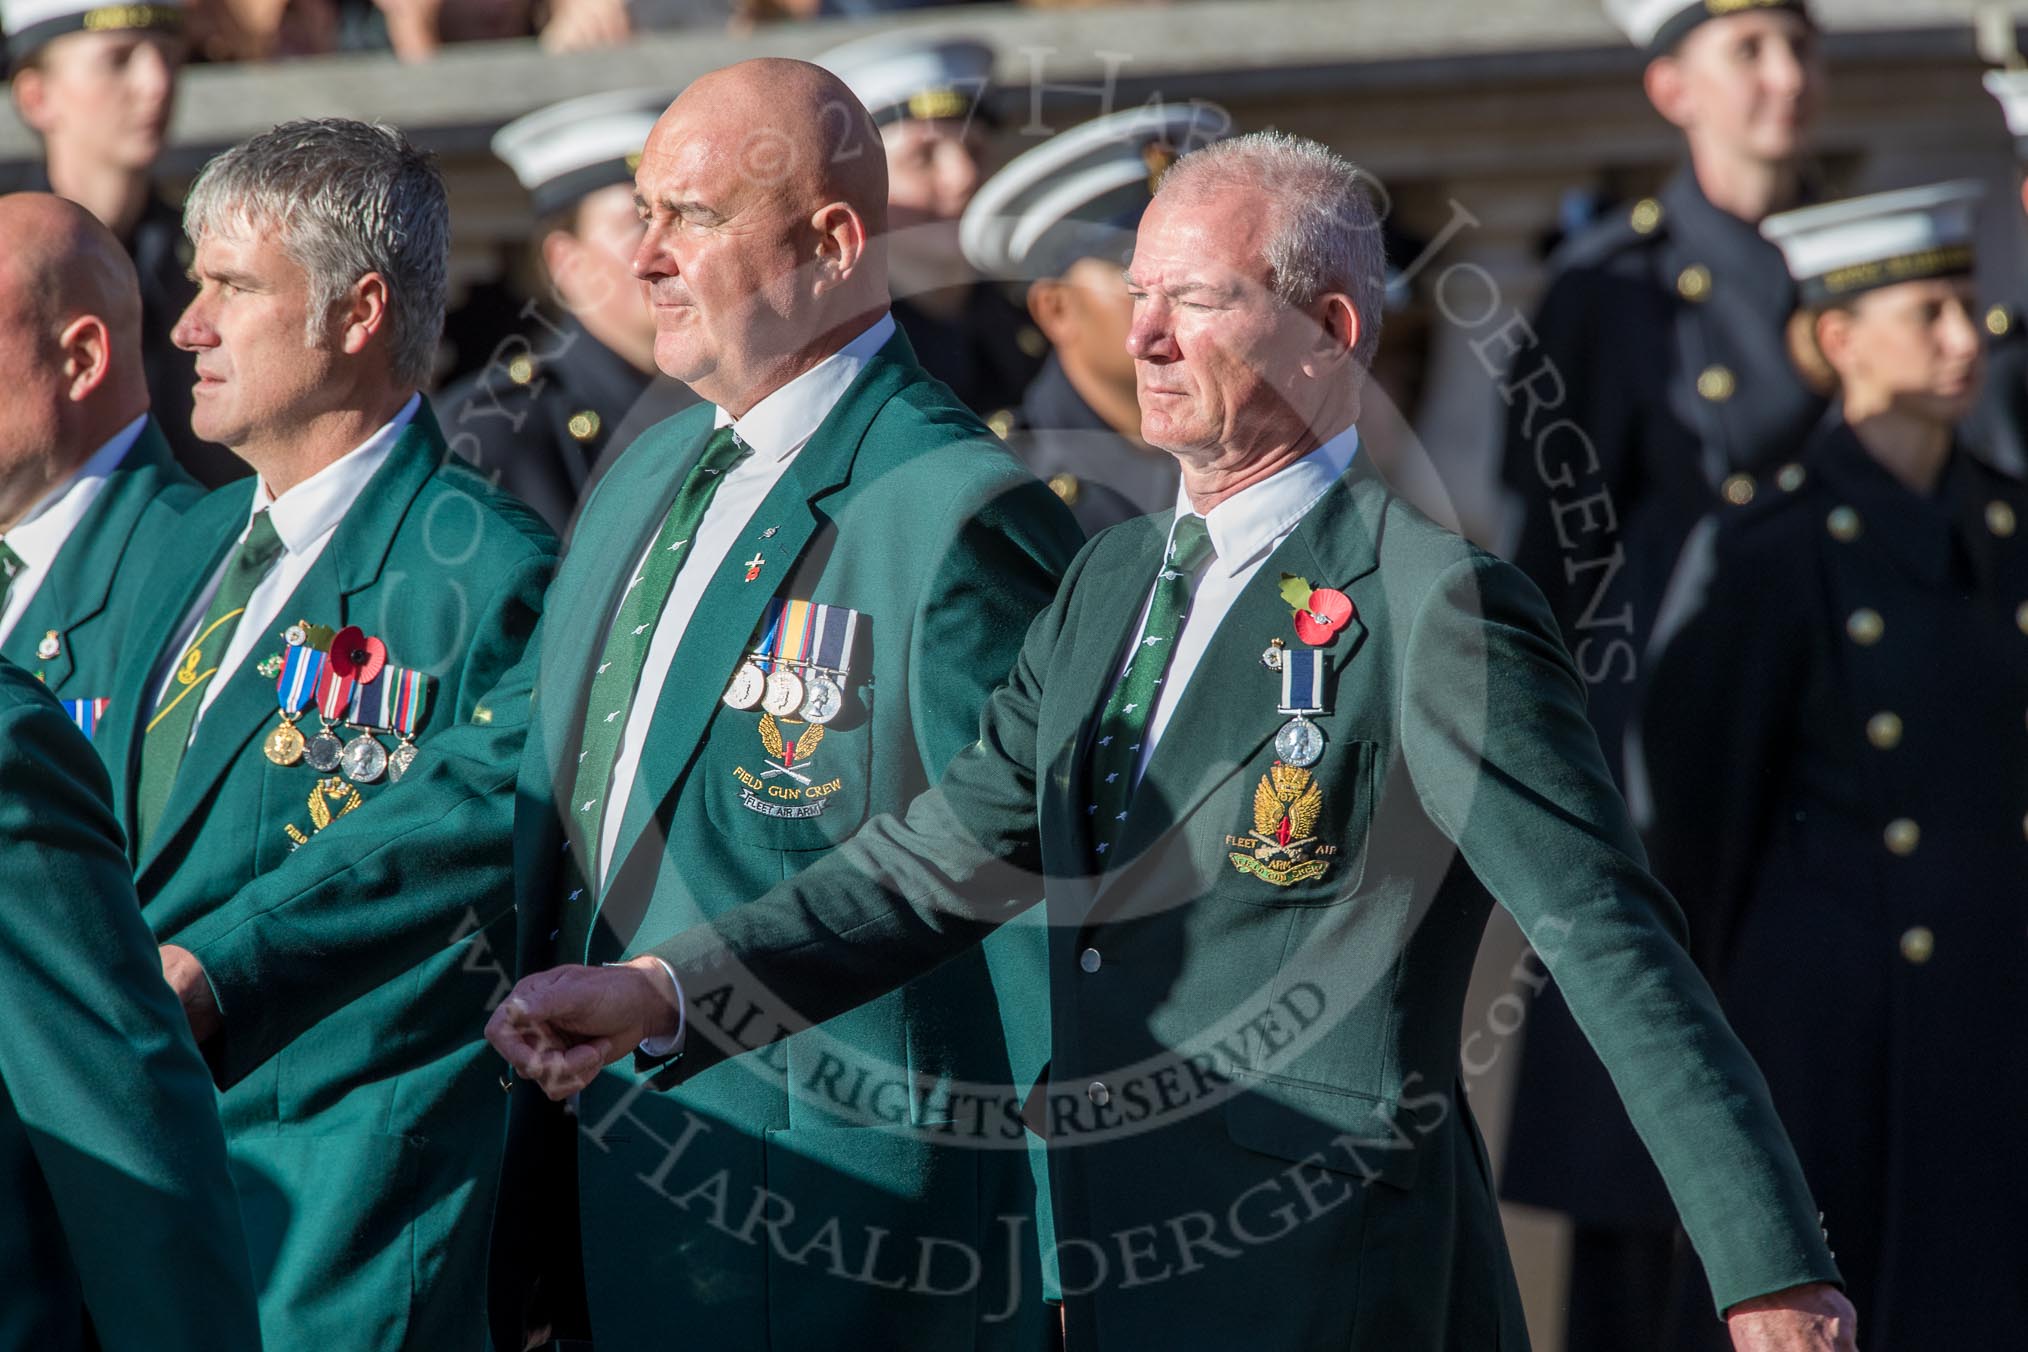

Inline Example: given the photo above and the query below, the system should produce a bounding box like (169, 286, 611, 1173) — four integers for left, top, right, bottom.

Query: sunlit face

(1124, 189, 1318, 456)
(172, 228, 338, 454)
(1826, 276, 1985, 424)
(1663, 11, 1822, 164)
(629, 103, 812, 394)
(881, 116, 986, 262)
(1040, 255, 1136, 392)
(16, 31, 181, 171)
(548, 182, 654, 366)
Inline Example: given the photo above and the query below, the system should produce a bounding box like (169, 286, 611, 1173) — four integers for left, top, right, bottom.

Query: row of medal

(721, 597, 861, 724)
(262, 629, 433, 784)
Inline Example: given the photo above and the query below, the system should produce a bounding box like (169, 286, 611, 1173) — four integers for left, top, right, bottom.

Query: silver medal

(798, 672, 843, 724)
(304, 728, 345, 772)
(722, 661, 766, 710)
(387, 740, 418, 783)
(1274, 716, 1325, 768)
(761, 667, 805, 718)
(341, 733, 388, 784)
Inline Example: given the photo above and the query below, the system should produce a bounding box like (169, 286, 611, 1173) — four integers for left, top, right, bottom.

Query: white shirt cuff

(636, 957, 686, 1058)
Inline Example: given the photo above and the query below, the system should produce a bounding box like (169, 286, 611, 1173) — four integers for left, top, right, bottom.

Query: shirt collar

(1173, 424, 1362, 578)
(1, 414, 148, 568)
(712, 312, 897, 462)
(251, 393, 420, 555)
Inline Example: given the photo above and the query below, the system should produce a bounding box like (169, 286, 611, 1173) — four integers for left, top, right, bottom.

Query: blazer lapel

(592, 337, 919, 914)
(135, 410, 444, 883)
(1090, 457, 1387, 911)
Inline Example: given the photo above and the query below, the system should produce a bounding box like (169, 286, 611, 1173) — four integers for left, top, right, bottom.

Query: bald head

(670, 59, 888, 234)
(631, 59, 895, 413)
(0, 193, 150, 525)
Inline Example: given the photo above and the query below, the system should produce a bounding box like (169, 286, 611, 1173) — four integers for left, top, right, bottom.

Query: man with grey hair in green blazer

(495, 131, 1861, 1351)
(92, 119, 558, 1350)
(151, 63, 1080, 1351)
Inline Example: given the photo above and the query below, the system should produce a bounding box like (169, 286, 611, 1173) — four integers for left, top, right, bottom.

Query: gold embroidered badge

(1226, 762, 1339, 887)
(731, 714, 840, 819)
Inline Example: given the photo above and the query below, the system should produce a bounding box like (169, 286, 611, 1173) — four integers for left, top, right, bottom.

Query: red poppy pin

(327, 625, 388, 683)
(1278, 574, 1354, 646)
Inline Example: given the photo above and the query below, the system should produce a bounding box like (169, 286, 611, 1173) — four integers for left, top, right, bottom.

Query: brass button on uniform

(1776, 463, 1806, 493)
(1049, 472, 1082, 506)
(567, 410, 601, 442)
(1018, 325, 1048, 359)
(1630, 197, 1663, 234)
(1826, 506, 1861, 542)
(1696, 365, 1736, 402)
(1676, 264, 1711, 301)
(985, 408, 1015, 439)
(1884, 818, 1920, 856)
(1080, 947, 1102, 973)
(2018, 601, 2028, 635)
(1988, 500, 2018, 538)
(508, 354, 535, 386)
(1846, 608, 1884, 645)
(1988, 304, 2013, 337)
(1722, 473, 1756, 506)
(1899, 926, 1935, 965)
(1087, 1081, 1111, 1107)
(1866, 711, 1903, 750)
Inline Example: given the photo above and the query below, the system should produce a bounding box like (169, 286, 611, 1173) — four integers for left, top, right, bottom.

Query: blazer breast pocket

(702, 693, 872, 851)
(1217, 739, 1377, 907)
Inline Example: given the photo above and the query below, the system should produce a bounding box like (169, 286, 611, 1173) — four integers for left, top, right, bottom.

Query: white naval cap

(959, 102, 1232, 282)
(1761, 181, 1985, 305)
(492, 89, 670, 219)
(3, 0, 184, 64)
(1604, 0, 1810, 53)
(818, 31, 994, 128)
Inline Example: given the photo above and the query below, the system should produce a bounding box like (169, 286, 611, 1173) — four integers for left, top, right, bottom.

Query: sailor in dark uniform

(5, 0, 241, 488)
(821, 32, 1044, 415)
(1964, 64, 2028, 478)
(960, 103, 1229, 534)
(433, 90, 696, 535)
(1494, 3, 1830, 1346)
(1635, 180, 2028, 1350)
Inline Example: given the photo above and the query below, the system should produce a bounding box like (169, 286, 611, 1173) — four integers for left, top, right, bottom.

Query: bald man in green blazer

(0, 660, 259, 1352)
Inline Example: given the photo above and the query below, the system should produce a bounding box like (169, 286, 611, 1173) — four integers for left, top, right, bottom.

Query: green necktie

(568, 424, 752, 881)
(135, 510, 285, 853)
(1085, 514, 1215, 865)
(0, 539, 24, 615)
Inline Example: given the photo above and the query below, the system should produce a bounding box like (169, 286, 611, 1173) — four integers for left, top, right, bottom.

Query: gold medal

(264, 720, 306, 766)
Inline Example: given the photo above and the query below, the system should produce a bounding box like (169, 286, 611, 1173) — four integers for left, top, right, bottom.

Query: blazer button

(1899, 926, 1935, 965)
(1865, 711, 1903, 750)
(1884, 818, 1920, 856)
(1721, 473, 1756, 507)
(1087, 1081, 1111, 1107)
(1696, 365, 1735, 402)
(1846, 608, 1884, 646)
(1080, 947, 1102, 973)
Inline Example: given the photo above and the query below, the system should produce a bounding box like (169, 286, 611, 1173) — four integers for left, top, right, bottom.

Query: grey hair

(1156, 130, 1387, 372)
(184, 118, 448, 387)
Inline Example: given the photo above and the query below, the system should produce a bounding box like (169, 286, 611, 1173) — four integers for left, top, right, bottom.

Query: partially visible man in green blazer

(0, 194, 199, 720)
(151, 64, 1078, 1351)
(0, 658, 260, 1352)
(90, 120, 557, 1351)
(495, 133, 1860, 1351)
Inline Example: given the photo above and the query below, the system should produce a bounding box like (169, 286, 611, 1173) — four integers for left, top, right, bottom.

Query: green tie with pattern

(1084, 514, 1215, 866)
(135, 510, 285, 853)
(0, 539, 24, 615)
(568, 424, 752, 884)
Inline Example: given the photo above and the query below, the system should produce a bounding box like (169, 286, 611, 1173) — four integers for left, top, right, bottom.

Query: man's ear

(1814, 305, 1853, 373)
(58, 314, 113, 401)
(811, 202, 868, 294)
(1643, 54, 1694, 132)
(1026, 278, 1072, 345)
(1306, 292, 1360, 374)
(336, 272, 392, 357)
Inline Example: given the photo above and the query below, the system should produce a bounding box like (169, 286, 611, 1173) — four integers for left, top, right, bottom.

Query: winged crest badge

(1226, 761, 1338, 886)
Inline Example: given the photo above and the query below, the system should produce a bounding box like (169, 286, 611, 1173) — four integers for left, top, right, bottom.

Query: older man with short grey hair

(495, 127, 1858, 1351)
(93, 117, 558, 1351)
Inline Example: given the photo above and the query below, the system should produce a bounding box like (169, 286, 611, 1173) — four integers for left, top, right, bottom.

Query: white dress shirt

(0, 415, 147, 646)
(153, 394, 420, 738)
(1128, 425, 1362, 783)
(595, 311, 895, 887)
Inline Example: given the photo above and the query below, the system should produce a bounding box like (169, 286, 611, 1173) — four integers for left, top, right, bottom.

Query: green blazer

(0, 660, 260, 1352)
(153, 333, 1081, 1352)
(645, 455, 1843, 1351)
(93, 404, 557, 1352)
(0, 419, 200, 707)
